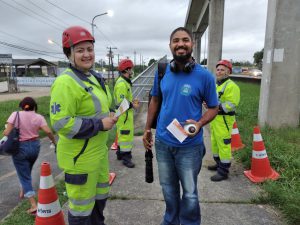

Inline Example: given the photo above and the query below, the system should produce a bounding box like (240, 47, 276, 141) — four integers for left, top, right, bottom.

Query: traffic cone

(35, 162, 65, 225)
(244, 126, 280, 183)
(109, 172, 116, 185)
(110, 134, 118, 150)
(231, 121, 245, 151)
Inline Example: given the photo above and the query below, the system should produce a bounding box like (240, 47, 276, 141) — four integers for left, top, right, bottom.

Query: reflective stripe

(254, 133, 263, 142)
(69, 196, 95, 206)
(95, 193, 109, 200)
(67, 117, 83, 138)
(118, 141, 133, 146)
(221, 101, 235, 113)
(97, 182, 109, 188)
(231, 128, 239, 135)
(53, 117, 71, 132)
(252, 150, 267, 159)
(39, 175, 54, 189)
(69, 208, 93, 217)
(213, 154, 219, 157)
(65, 71, 102, 117)
(220, 159, 231, 163)
(119, 147, 132, 152)
(37, 199, 61, 217)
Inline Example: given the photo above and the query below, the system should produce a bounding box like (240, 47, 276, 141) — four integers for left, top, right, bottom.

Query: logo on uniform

(51, 102, 61, 114)
(180, 84, 192, 96)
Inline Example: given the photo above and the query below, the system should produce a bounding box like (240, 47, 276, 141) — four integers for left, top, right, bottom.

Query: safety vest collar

(64, 69, 103, 118)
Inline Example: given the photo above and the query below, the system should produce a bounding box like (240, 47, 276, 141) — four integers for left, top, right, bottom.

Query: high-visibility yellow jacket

(217, 78, 240, 115)
(50, 67, 112, 173)
(113, 75, 134, 152)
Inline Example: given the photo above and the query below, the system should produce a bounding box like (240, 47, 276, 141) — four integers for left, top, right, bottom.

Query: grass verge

(234, 81, 300, 225)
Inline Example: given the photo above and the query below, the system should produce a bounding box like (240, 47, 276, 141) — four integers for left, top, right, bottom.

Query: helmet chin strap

(217, 74, 229, 81)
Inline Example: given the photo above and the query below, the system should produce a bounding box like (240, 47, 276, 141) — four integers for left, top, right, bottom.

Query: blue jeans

(155, 138, 205, 225)
(12, 140, 40, 198)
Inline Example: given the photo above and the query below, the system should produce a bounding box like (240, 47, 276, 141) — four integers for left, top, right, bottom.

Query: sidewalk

(62, 127, 285, 225)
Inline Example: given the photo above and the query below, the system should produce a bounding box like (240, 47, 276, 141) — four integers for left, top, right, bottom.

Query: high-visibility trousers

(210, 115, 235, 162)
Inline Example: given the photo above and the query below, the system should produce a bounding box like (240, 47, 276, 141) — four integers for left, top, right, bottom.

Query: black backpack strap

(157, 63, 167, 96)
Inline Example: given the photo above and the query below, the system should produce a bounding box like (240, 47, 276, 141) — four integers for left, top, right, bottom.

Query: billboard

(0, 54, 12, 64)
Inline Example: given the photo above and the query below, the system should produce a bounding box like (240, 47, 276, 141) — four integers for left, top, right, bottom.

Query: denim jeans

(12, 140, 40, 198)
(155, 138, 205, 225)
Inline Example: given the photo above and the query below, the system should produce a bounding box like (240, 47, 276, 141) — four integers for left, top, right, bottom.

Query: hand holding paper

(167, 118, 188, 143)
(115, 98, 130, 117)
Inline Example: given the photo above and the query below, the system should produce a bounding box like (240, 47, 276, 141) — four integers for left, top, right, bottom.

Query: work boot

(210, 173, 228, 182)
(207, 164, 218, 171)
(122, 153, 135, 168)
(116, 148, 122, 160)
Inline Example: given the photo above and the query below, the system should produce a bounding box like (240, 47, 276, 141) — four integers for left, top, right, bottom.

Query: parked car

(249, 69, 262, 77)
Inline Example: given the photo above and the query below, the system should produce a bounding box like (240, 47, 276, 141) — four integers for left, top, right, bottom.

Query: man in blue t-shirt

(143, 27, 219, 225)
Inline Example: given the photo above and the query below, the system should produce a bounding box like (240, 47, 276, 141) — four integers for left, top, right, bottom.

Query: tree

(200, 58, 207, 65)
(148, 58, 156, 66)
(253, 48, 264, 70)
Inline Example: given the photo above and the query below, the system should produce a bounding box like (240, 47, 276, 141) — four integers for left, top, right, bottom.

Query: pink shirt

(7, 111, 47, 142)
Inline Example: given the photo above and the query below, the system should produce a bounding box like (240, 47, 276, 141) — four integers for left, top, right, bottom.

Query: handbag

(0, 112, 20, 156)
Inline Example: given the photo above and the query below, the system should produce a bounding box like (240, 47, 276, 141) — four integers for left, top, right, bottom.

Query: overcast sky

(0, 0, 268, 65)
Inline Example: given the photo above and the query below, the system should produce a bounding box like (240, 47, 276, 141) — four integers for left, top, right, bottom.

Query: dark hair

(19, 97, 38, 112)
(169, 27, 193, 43)
(63, 47, 71, 58)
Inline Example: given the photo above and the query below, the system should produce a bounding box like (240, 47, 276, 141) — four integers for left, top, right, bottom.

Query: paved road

(0, 138, 61, 221)
(0, 82, 50, 102)
(0, 83, 55, 221)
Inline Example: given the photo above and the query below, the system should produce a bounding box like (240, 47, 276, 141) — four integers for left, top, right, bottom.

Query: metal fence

(131, 55, 168, 103)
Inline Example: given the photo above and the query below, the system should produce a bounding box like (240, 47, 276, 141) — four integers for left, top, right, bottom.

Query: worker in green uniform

(114, 59, 139, 168)
(50, 26, 117, 225)
(208, 60, 240, 182)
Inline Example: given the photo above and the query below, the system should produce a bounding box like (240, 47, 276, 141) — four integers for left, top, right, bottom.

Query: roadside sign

(0, 54, 12, 64)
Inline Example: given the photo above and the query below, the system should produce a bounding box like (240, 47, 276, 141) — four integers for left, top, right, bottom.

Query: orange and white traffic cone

(110, 134, 118, 150)
(109, 172, 116, 185)
(35, 162, 65, 225)
(231, 121, 245, 151)
(244, 126, 280, 183)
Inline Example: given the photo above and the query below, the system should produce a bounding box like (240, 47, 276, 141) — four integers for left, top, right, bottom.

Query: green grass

(234, 81, 300, 225)
(0, 180, 67, 225)
(0, 96, 116, 225)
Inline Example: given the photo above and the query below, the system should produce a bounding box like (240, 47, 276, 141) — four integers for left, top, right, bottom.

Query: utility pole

(107, 46, 117, 86)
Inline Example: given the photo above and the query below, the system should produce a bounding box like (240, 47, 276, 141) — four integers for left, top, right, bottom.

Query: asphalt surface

(0, 85, 286, 225)
(0, 138, 61, 221)
(61, 129, 285, 225)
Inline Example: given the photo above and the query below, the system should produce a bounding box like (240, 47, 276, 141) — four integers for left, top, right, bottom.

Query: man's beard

(173, 52, 192, 64)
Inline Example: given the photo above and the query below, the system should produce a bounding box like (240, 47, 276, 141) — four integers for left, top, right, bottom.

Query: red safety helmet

(118, 59, 134, 72)
(216, 59, 232, 74)
(62, 26, 95, 48)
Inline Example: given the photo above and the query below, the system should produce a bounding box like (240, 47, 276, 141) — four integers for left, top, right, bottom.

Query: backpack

(148, 62, 167, 129)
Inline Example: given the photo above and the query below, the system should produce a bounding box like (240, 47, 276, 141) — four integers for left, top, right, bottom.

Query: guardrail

(131, 55, 168, 103)
(230, 74, 261, 84)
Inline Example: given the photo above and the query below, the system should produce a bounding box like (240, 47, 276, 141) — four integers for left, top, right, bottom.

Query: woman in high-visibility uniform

(114, 59, 139, 168)
(208, 60, 240, 182)
(50, 26, 117, 225)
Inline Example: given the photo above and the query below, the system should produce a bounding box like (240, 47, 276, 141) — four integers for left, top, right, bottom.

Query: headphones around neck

(170, 58, 195, 73)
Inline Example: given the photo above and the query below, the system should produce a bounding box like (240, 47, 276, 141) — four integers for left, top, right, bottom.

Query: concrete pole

(207, 0, 225, 74)
(258, 0, 300, 128)
(193, 32, 201, 64)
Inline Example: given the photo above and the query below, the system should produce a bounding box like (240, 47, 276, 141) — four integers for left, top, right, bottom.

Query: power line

(26, 0, 70, 27)
(0, 40, 65, 59)
(11, 0, 65, 29)
(0, 30, 61, 53)
(44, 0, 91, 25)
(0, 0, 62, 31)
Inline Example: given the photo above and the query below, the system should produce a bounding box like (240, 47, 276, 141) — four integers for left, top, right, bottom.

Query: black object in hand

(145, 150, 154, 183)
